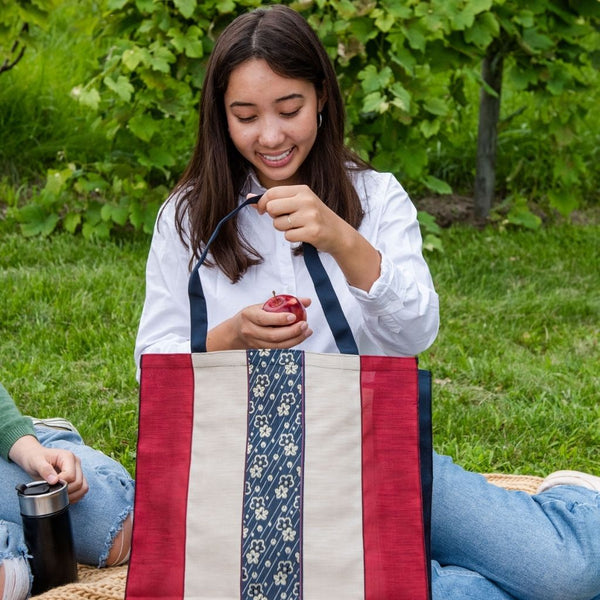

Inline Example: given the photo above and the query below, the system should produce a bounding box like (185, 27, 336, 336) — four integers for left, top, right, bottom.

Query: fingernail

(287, 314, 296, 322)
(299, 322, 308, 330)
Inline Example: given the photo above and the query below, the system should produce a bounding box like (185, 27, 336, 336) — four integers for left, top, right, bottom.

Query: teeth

(261, 149, 292, 161)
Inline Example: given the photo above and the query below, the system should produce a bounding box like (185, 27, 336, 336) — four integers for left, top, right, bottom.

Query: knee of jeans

(526, 550, 600, 600)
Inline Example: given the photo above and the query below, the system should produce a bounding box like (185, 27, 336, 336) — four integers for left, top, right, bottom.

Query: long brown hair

(174, 4, 368, 282)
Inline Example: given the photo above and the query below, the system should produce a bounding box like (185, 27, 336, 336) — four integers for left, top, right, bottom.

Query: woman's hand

(255, 185, 347, 255)
(255, 185, 381, 292)
(8, 435, 89, 503)
(206, 298, 312, 351)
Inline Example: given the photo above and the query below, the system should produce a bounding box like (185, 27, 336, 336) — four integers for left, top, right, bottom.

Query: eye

(281, 108, 301, 118)
(236, 115, 256, 123)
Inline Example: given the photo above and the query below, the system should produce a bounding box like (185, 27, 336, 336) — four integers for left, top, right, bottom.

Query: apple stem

(272, 291, 276, 297)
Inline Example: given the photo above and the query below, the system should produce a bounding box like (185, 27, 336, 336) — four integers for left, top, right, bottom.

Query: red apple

(262, 291, 307, 322)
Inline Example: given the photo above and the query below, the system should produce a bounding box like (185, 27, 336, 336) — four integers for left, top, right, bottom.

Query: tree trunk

(474, 45, 504, 219)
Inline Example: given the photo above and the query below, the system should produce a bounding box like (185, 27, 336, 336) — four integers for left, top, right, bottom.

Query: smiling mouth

(258, 148, 294, 165)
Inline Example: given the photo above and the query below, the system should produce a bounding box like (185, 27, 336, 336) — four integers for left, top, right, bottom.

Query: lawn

(0, 221, 598, 478)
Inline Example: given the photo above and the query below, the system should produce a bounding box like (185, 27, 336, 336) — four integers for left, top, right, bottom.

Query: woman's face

(224, 59, 325, 189)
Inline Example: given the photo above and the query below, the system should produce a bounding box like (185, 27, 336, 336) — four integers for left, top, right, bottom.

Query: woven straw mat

(31, 473, 543, 599)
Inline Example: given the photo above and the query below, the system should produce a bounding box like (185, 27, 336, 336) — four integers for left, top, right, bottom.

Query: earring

(317, 112, 323, 129)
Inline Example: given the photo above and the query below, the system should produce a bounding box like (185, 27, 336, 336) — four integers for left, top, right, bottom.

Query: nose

(257, 116, 285, 148)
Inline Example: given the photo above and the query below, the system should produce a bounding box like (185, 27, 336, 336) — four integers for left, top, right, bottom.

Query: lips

(258, 147, 295, 167)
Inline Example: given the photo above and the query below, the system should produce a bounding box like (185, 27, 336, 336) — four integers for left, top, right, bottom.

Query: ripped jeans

(1, 423, 134, 589)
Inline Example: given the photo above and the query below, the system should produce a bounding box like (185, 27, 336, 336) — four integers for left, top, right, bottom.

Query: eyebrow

(228, 93, 305, 109)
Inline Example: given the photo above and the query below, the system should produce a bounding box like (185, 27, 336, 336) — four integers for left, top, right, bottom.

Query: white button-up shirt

(134, 169, 439, 373)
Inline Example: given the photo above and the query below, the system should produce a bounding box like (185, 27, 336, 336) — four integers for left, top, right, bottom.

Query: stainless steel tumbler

(16, 480, 78, 595)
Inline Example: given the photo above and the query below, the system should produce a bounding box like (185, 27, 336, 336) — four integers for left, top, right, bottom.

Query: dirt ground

(414, 194, 599, 227)
(414, 194, 482, 227)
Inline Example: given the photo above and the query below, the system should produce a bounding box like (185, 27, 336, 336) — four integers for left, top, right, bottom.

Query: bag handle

(188, 195, 359, 354)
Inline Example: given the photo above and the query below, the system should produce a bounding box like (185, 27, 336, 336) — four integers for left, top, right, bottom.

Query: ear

(317, 86, 328, 113)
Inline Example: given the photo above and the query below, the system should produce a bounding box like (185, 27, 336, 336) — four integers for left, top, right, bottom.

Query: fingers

(247, 322, 313, 349)
(238, 304, 313, 348)
(254, 185, 344, 253)
(255, 185, 311, 219)
(40, 448, 89, 504)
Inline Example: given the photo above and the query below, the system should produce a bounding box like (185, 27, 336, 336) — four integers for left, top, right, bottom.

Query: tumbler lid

(16, 480, 69, 517)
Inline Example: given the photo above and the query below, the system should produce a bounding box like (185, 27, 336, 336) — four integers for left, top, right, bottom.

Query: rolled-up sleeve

(348, 172, 439, 355)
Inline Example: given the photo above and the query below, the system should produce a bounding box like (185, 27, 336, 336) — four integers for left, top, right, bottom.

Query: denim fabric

(432, 452, 600, 600)
(0, 424, 134, 576)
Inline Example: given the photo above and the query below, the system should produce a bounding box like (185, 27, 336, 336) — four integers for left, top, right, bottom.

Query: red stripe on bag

(126, 354, 195, 600)
(360, 356, 429, 600)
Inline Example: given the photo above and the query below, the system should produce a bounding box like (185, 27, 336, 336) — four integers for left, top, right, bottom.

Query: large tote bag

(126, 198, 433, 600)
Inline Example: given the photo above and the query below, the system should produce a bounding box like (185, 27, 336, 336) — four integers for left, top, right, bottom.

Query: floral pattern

(242, 349, 304, 599)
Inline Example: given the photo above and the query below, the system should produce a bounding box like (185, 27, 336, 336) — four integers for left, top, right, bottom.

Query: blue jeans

(432, 452, 600, 600)
(1, 424, 134, 586)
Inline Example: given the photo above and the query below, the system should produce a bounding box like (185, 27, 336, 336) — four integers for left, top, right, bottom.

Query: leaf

(72, 86, 101, 110)
(358, 64, 392, 93)
(135, 0, 155, 12)
(149, 45, 176, 73)
(122, 46, 148, 71)
(419, 119, 440, 138)
(422, 175, 452, 194)
(128, 112, 159, 142)
(362, 91, 388, 114)
(18, 206, 60, 237)
(106, 0, 129, 9)
(547, 189, 579, 218)
(389, 82, 411, 112)
(522, 28, 554, 53)
(148, 146, 176, 168)
(507, 64, 539, 90)
(423, 97, 448, 116)
(389, 43, 417, 74)
(169, 25, 204, 58)
(506, 204, 542, 230)
(63, 213, 82, 234)
(422, 232, 444, 253)
(174, 0, 197, 19)
(464, 13, 499, 48)
(396, 145, 428, 179)
(381, 1, 412, 20)
(101, 202, 130, 226)
(216, 0, 236, 13)
(44, 168, 73, 196)
(103, 75, 135, 102)
(372, 9, 395, 33)
(403, 24, 427, 51)
(347, 17, 379, 45)
(417, 210, 442, 235)
(82, 220, 112, 240)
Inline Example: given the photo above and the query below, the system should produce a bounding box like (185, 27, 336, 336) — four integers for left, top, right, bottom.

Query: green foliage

(0, 0, 55, 73)
(1, 0, 599, 239)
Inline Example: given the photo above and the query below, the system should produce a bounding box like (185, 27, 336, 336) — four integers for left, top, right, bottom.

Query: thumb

(37, 461, 60, 485)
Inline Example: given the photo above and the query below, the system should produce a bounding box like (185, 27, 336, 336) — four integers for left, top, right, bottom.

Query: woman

(0, 382, 133, 599)
(135, 6, 600, 599)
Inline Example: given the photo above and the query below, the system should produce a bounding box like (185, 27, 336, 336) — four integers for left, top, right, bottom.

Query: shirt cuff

(1, 418, 37, 462)
(347, 252, 407, 314)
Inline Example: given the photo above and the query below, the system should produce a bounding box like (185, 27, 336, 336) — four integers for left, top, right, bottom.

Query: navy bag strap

(188, 195, 359, 354)
(188, 196, 261, 353)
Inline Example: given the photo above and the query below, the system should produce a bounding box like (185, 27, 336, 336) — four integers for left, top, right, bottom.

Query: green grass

(421, 224, 600, 475)
(0, 224, 598, 478)
(0, 2, 109, 183)
(0, 233, 150, 474)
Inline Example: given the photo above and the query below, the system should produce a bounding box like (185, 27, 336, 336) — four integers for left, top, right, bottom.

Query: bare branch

(0, 42, 26, 75)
